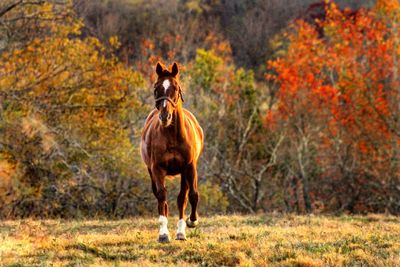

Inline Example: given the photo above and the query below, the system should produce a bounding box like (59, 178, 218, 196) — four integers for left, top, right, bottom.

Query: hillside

(1, 0, 399, 218)
(1, 214, 399, 266)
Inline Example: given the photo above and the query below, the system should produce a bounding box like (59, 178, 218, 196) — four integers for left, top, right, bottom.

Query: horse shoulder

(183, 109, 203, 140)
(183, 109, 204, 159)
(141, 109, 158, 165)
(141, 109, 158, 139)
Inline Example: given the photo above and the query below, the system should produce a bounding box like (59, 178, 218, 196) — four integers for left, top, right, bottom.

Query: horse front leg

(182, 163, 199, 228)
(176, 177, 189, 240)
(150, 167, 170, 243)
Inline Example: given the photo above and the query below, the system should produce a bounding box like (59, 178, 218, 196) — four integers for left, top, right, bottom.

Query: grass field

(1, 214, 399, 266)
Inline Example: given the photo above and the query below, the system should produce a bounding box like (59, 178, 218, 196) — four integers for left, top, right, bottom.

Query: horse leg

(176, 177, 189, 240)
(183, 163, 199, 228)
(150, 167, 170, 243)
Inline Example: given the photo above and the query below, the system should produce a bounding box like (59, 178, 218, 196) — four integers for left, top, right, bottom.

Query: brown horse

(141, 62, 204, 243)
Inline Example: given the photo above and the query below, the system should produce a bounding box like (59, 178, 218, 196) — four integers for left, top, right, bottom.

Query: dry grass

(1, 214, 399, 266)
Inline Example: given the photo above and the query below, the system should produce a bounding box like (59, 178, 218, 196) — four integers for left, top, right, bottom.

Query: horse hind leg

(187, 190, 199, 228)
(183, 164, 199, 228)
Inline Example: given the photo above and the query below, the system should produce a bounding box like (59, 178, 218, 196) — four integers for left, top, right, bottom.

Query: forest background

(1, 0, 399, 218)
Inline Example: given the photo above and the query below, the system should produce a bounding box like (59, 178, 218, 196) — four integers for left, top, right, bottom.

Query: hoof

(158, 234, 170, 243)
(176, 232, 187, 240)
(186, 218, 199, 228)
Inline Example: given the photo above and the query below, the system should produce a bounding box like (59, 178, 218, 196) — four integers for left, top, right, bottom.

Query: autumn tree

(0, 0, 151, 217)
(176, 46, 285, 213)
(267, 0, 400, 213)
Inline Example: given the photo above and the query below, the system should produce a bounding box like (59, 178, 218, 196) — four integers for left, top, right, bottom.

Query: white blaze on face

(177, 219, 186, 235)
(162, 79, 170, 108)
(162, 79, 170, 93)
(159, 215, 169, 236)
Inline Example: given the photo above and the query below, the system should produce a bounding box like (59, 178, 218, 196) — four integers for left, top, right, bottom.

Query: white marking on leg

(159, 215, 169, 236)
(177, 219, 186, 235)
(162, 79, 170, 93)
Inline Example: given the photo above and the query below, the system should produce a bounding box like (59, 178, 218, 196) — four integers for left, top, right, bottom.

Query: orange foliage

(266, 1, 400, 213)
(268, 0, 400, 158)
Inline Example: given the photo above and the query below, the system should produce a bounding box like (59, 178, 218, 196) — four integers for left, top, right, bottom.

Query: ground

(1, 214, 399, 266)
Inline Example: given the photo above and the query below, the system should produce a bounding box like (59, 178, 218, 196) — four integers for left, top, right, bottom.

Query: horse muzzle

(159, 113, 172, 127)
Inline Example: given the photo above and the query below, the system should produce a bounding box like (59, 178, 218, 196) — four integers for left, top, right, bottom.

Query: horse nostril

(159, 113, 171, 122)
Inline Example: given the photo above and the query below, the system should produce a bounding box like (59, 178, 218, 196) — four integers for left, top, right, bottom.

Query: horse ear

(171, 62, 179, 76)
(156, 62, 164, 76)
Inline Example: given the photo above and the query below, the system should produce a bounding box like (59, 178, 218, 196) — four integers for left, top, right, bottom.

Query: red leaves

(266, 0, 400, 177)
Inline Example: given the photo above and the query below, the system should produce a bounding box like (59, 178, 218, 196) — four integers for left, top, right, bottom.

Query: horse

(140, 62, 204, 243)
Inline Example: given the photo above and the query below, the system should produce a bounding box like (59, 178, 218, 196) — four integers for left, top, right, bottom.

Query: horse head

(154, 62, 184, 127)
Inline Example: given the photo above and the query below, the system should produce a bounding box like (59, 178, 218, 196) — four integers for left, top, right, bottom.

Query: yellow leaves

(71, 21, 84, 35)
(89, 51, 99, 63)
(87, 37, 103, 51)
(39, 3, 54, 19)
(0, 0, 151, 220)
(86, 95, 95, 106)
(58, 70, 70, 84)
(109, 36, 121, 49)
